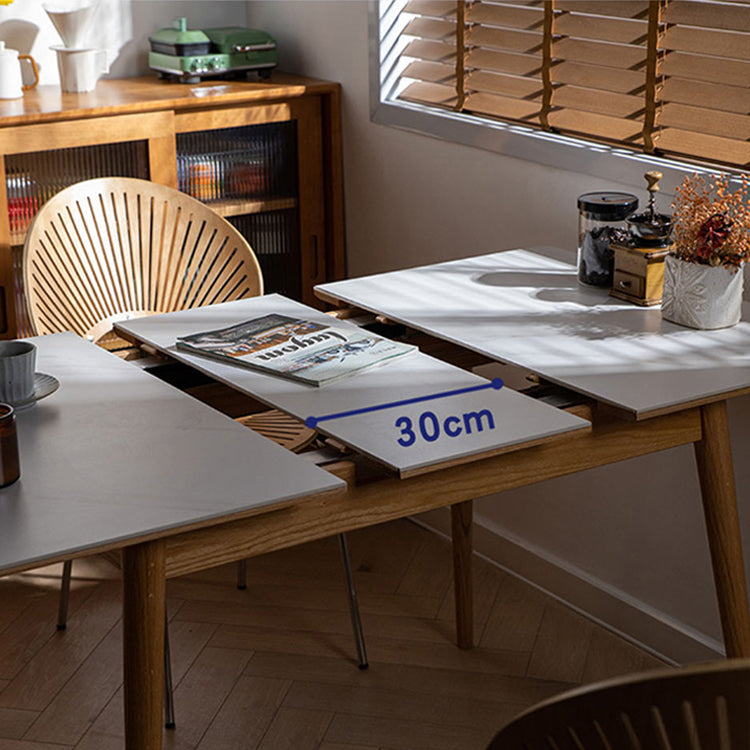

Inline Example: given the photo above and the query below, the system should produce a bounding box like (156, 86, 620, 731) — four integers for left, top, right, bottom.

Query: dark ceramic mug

(0, 341, 35, 403)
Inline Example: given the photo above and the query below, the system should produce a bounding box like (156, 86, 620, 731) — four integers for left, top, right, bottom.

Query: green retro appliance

(149, 18, 277, 83)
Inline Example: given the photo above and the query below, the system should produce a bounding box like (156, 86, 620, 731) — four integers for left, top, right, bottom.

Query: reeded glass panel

(6, 141, 149, 239)
(229, 210, 301, 301)
(176, 121, 298, 203)
(177, 120, 302, 300)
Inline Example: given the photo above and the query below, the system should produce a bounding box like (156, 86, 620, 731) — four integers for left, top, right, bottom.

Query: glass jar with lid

(577, 192, 638, 287)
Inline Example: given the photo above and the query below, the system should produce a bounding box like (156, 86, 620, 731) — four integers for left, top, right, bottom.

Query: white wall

(247, 0, 750, 662)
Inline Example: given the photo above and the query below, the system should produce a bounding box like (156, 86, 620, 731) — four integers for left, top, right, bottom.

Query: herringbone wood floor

(0, 519, 664, 750)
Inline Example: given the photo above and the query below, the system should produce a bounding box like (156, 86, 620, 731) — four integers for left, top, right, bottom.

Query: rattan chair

(22, 176, 367, 726)
(487, 659, 750, 750)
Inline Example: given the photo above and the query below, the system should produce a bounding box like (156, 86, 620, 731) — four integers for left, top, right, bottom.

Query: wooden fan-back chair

(22, 177, 367, 726)
(24, 177, 261, 339)
(487, 659, 750, 750)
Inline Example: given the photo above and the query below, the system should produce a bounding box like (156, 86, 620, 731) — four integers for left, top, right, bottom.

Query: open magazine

(176, 313, 417, 386)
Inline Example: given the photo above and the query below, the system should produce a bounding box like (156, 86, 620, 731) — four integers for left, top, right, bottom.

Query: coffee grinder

(609, 171, 674, 306)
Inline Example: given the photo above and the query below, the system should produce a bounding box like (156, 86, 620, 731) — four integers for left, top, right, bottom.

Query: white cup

(52, 46, 107, 93)
(0, 341, 36, 403)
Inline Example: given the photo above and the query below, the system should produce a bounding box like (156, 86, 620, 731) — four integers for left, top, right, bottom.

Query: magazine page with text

(176, 313, 416, 386)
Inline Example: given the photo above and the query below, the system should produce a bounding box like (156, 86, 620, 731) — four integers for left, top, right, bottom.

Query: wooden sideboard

(0, 73, 345, 338)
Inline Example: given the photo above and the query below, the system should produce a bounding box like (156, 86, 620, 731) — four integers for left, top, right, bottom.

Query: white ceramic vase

(661, 254, 743, 330)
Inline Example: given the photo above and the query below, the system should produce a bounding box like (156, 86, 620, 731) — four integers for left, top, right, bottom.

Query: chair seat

(236, 409, 316, 452)
(93, 331, 143, 360)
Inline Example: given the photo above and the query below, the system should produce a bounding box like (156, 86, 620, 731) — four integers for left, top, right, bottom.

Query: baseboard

(414, 507, 723, 665)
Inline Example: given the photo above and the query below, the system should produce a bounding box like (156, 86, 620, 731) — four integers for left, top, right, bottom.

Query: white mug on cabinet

(51, 46, 108, 93)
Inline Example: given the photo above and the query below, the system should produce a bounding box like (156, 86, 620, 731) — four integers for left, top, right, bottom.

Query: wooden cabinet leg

(694, 400, 750, 658)
(452, 500, 473, 649)
(122, 539, 166, 750)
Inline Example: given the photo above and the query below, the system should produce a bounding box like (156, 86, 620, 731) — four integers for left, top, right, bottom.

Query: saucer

(5, 373, 60, 411)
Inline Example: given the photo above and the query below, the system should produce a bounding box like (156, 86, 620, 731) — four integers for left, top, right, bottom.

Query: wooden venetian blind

(394, 0, 750, 169)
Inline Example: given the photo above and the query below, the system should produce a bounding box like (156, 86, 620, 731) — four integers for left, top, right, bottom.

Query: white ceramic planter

(661, 254, 743, 330)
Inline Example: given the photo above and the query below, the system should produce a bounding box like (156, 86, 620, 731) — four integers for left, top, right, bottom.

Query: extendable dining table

(114, 247, 750, 749)
(0, 332, 345, 750)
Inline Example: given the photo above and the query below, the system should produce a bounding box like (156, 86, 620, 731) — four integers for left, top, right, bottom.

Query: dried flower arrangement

(671, 173, 750, 270)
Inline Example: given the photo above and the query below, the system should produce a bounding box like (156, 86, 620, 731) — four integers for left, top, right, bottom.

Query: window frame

(368, 0, 738, 195)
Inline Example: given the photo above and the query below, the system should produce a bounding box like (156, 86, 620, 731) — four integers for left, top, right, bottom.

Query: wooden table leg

(122, 539, 166, 750)
(452, 500, 473, 649)
(694, 400, 750, 658)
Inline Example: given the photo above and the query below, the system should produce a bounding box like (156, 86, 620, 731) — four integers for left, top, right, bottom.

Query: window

(376, 0, 750, 175)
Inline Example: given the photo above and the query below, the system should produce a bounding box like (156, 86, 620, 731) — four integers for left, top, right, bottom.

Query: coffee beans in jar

(577, 192, 638, 287)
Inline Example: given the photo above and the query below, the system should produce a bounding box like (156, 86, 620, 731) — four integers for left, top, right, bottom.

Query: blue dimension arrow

(305, 378, 503, 429)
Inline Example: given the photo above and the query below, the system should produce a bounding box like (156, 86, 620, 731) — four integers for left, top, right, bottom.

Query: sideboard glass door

(174, 98, 326, 307)
(176, 120, 302, 301)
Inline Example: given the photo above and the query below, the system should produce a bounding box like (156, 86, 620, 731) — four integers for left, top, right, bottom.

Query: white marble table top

(116, 295, 589, 477)
(0, 333, 344, 575)
(316, 249, 750, 417)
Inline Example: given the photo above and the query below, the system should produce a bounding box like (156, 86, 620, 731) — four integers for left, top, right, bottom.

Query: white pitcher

(0, 42, 40, 100)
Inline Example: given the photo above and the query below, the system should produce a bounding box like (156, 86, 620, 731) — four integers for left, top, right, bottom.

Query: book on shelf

(175, 313, 416, 386)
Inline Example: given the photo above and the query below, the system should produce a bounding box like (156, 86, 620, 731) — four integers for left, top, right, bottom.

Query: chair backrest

(487, 659, 750, 750)
(23, 177, 263, 340)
